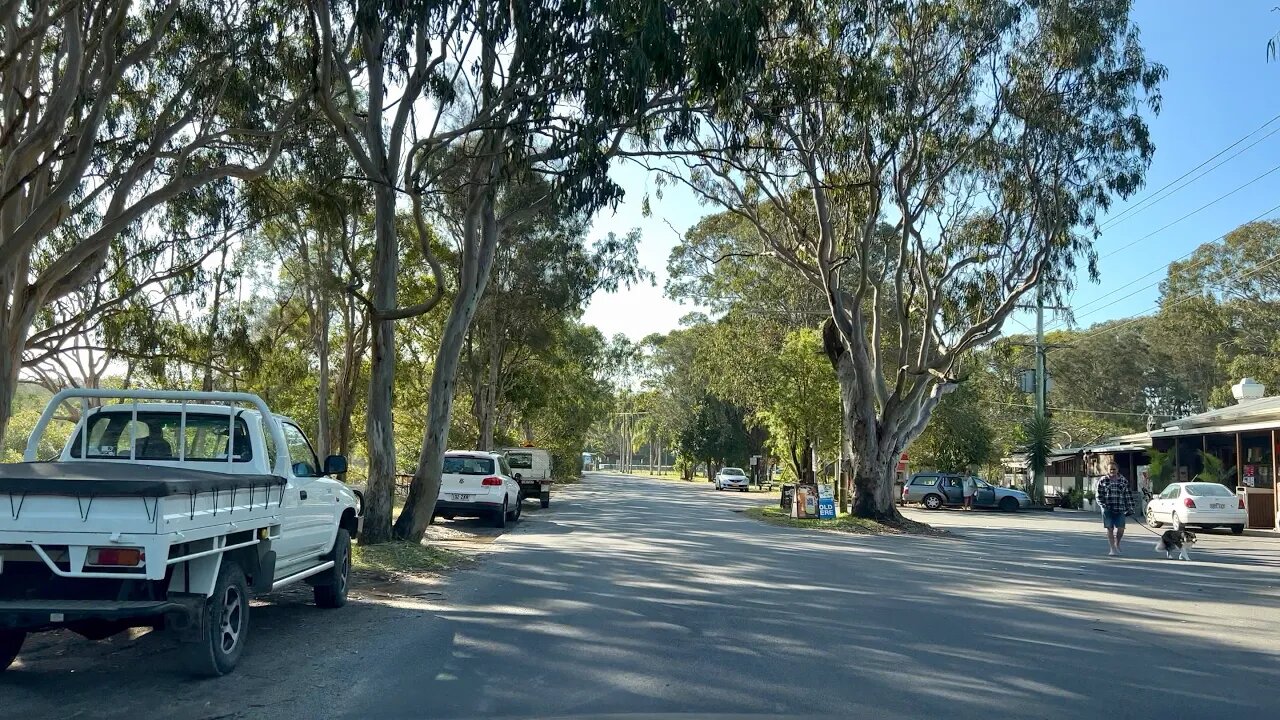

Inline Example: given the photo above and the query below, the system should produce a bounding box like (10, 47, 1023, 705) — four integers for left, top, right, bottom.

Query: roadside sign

(750, 455, 760, 466)
(817, 484, 836, 519)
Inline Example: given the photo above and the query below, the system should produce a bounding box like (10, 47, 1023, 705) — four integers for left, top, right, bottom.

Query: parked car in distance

(433, 451, 523, 528)
(715, 467, 750, 491)
(902, 473, 1030, 512)
(502, 446, 553, 508)
(1145, 482, 1246, 534)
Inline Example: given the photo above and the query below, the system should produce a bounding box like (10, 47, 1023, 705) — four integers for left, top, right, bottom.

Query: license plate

(450, 494, 473, 501)
(1211, 503, 1225, 509)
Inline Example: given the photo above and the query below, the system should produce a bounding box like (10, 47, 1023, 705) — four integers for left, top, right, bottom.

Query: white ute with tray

(0, 390, 362, 677)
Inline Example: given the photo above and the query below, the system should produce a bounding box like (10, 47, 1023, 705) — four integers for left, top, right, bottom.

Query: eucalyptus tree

(655, 0, 1164, 518)
(0, 0, 308, 444)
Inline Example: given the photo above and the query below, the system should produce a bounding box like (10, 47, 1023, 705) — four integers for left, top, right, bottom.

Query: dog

(1154, 529, 1197, 561)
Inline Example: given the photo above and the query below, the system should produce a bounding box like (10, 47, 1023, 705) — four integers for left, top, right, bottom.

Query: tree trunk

(361, 185, 400, 545)
(333, 295, 365, 460)
(314, 289, 332, 461)
(0, 336, 20, 450)
(0, 288, 39, 448)
(395, 191, 500, 542)
(833, 351, 902, 521)
(477, 331, 501, 450)
(201, 244, 230, 392)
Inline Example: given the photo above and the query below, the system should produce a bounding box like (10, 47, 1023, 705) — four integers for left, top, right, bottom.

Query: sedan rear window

(443, 456, 495, 475)
(1185, 483, 1234, 497)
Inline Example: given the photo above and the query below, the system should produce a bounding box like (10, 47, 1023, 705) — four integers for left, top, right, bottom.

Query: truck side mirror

(324, 454, 348, 475)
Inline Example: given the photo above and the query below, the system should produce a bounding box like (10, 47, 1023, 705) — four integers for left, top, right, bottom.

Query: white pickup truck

(0, 390, 362, 677)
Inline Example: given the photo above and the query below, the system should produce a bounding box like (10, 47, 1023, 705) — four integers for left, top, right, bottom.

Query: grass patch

(743, 505, 947, 536)
(352, 541, 463, 576)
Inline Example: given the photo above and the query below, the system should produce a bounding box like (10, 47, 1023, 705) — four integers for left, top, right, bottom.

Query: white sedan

(1145, 482, 1246, 535)
(715, 467, 750, 492)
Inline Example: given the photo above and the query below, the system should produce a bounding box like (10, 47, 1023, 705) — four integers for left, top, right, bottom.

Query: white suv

(433, 451, 523, 528)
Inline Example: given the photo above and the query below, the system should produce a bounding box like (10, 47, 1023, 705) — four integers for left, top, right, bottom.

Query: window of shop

(1241, 431, 1274, 489)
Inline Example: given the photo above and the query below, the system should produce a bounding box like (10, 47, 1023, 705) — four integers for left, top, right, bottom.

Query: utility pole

(1033, 282, 1047, 505)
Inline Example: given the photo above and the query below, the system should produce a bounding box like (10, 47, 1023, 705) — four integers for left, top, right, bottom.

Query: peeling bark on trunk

(0, 335, 20, 449)
(827, 320, 903, 521)
(361, 185, 400, 545)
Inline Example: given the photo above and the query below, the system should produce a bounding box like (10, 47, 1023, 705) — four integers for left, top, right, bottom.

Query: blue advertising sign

(817, 484, 836, 519)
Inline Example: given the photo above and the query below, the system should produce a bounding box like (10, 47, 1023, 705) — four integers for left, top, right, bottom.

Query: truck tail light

(1183, 497, 1196, 509)
(87, 547, 144, 567)
(481, 477, 503, 486)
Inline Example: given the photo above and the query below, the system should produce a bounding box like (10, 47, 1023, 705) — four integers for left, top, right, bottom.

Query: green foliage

(1147, 448, 1174, 490)
(1065, 487, 1084, 510)
(1195, 451, 1229, 485)
(1021, 415, 1055, 478)
(677, 393, 750, 470)
(913, 383, 994, 473)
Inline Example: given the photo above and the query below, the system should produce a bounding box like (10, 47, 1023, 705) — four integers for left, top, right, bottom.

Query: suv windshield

(444, 456, 495, 475)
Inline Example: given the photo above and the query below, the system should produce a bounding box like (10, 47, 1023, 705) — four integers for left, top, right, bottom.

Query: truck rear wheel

(182, 560, 249, 677)
(0, 630, 25, 671)
(314, 529, 352, 609)
(540, 491, 550, 509)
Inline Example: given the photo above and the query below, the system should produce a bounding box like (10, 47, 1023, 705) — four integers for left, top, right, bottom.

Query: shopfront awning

(1150, 420, 1280, 439)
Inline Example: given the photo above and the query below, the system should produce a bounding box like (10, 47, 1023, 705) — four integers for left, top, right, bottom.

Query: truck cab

(0, 390, 361, 677)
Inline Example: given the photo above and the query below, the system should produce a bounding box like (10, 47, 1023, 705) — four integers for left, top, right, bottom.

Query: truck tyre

(493, 499, 508, 529)
(0, 630, 25, 671)
(540, 491, 550, 509)
(314, 529, 352, 609)
(183, 560, 249, 677)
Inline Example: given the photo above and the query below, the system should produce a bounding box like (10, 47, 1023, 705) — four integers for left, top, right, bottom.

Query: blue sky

(581, 0, 1280, 342)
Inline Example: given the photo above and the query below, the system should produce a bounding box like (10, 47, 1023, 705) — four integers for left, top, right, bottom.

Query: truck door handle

(300, 490, 308, 500)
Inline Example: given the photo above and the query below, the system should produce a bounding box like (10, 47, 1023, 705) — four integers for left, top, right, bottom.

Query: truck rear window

(507, 452, 533, 469)
(69, 412, 252, 462)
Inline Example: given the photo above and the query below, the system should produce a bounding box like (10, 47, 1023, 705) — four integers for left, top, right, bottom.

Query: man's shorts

(1102, 510, 1127, 530)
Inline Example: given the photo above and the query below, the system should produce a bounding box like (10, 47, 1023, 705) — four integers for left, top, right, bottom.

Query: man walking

(1096, 463, 1135, 556)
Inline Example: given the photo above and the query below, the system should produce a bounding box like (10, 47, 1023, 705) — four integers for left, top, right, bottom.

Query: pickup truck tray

(0, 461, 284, 497)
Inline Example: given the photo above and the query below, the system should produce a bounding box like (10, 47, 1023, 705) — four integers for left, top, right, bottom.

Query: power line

(1100, 111, 1280, 231)
(1099, 159, 1280, 260)
(1048, 249, 1280, 352)
(1045, 198, 1280, 332)
(984, 400, 1176, 419)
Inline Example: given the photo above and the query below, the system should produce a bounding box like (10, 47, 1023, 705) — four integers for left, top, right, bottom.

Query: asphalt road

(7, 471, 1280, 719)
